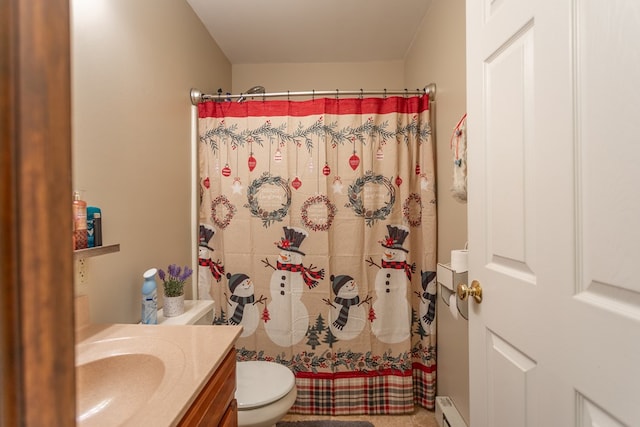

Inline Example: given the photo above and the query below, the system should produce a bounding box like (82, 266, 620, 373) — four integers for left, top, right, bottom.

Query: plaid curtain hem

(290, 367, 435, 415)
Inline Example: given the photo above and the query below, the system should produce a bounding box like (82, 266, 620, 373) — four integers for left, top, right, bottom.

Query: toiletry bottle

(72, 191, 88, 250)
(93, 212, 102, 246)
(87, 206, 102, 248)
(141, 268, 158, 324)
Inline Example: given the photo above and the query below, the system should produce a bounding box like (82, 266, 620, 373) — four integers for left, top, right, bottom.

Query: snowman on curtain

(326, 274, 366, 341)
(225, 272, 259, 337)
(370, 224, 415, 344)
(263, 226, 325, 347)
(197, 224, 224, 300)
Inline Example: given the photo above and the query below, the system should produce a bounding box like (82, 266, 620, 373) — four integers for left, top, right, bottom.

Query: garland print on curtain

(197, 94, 437, 415)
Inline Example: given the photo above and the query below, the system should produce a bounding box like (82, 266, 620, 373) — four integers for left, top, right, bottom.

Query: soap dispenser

(141, 268, 158, 324)
(72, 191, 87, 250)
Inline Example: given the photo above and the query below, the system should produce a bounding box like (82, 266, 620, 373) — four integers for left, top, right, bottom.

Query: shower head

(238, 85, 266, 102)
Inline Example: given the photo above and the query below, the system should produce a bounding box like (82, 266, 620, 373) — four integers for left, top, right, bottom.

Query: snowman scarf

(332, 295, 360, 330)
(276, 261, 324, 288)
(381, 260, 415, 281)
(422, 291, 437, 324)
(199, 257, 225, 281)
(229, 294, 255, 325)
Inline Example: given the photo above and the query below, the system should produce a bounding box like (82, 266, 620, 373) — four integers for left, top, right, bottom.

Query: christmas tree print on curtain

(197, 94, 436, 414)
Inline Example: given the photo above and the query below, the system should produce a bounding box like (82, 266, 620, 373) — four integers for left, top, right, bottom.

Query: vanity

(178, 346, 238, 426)
(75, 300, 242, 427)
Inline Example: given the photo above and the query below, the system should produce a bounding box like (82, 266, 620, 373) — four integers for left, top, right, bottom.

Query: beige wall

(405, 0, 468, 262)
(72, 0, 231, 323)
(232, 61, 405, 94)
(405, 0, 469, 423)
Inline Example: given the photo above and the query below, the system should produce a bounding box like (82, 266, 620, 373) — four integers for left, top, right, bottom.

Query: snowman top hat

(276, 226, 308, 255)
(199, 224, 215, 251)
(226, 272, 249, 293)
(380, 224, 410, 253)
(421, 271, 437, 290)
(331, 274, 353, 295)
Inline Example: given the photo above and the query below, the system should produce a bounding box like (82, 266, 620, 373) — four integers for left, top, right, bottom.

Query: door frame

(1, 0, 76, 425)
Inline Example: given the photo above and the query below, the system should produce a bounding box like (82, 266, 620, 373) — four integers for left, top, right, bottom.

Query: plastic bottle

(93, 212, 102, 246)
(72, 191, 88, 250)
(87, 206, 102, 248)
(141, 268, 158, 324)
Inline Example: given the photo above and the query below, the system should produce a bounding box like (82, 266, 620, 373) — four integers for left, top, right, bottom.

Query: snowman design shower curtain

(197, 94, 437, 414)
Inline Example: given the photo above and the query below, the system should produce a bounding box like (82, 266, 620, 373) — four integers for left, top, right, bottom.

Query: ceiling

(186, 0, 434, 64)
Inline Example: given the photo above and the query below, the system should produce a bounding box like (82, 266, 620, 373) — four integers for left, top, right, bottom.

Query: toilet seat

(236, 361, 296, 410)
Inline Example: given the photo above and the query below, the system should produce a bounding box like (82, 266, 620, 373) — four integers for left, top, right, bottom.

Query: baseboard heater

(435, 396, 468, 427)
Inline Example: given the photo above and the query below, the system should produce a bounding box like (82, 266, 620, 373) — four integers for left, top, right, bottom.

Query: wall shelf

(73, 243, 120, 260)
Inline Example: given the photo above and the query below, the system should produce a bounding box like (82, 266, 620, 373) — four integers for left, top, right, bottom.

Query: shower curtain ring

(359, 89, 363, 99)
(336, 89, 339, 99)
(287, 90, 290, 101)
(384, 89, 387, 98)
(312, 89, 315, 101)
(404, 88, 408, 98)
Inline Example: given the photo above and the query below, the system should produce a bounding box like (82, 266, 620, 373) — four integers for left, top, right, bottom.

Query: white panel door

(466, 0, 640, 426)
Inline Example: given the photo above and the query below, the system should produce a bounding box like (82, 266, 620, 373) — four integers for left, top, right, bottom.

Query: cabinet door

(219, 399, 238, 427)
(178, 348, 237, 426)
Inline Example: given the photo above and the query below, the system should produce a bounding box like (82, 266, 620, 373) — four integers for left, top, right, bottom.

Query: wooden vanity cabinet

(178, 347, 237, 427)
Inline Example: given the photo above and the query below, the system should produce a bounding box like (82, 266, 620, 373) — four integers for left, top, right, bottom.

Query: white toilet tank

(157, 300, 214, 325)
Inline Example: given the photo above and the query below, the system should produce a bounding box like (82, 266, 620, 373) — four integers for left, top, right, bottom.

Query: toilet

(157, 300, 297, 427)
(235, 360, 297, 427)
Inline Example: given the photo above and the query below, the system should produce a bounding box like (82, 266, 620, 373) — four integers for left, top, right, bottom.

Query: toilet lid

(235, 361, 296, 409)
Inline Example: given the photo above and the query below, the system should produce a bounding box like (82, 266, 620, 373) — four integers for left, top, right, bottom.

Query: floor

(280, 406, 438, 427)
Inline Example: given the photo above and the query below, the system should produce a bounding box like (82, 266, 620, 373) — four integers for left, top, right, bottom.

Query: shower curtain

(196, 94, 437, 414)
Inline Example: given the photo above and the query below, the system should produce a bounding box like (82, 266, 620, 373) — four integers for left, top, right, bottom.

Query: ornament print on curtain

(197, 94, 437, 415)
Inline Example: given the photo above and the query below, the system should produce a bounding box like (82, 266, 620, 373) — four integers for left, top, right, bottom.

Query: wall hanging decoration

(450, 113, 467, 202)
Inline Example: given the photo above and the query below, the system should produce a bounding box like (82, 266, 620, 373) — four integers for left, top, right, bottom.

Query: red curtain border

(198, 94, 430, 119)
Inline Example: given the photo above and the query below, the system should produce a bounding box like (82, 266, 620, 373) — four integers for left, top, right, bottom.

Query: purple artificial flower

(179, 266, 193, 281)
(158, 263, 193, 297)
(168, 264, 180, 278)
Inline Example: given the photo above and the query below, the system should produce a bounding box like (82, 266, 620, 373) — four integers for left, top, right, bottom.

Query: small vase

(163, 294, 185, 317)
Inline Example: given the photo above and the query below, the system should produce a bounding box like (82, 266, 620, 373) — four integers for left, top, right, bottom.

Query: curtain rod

(190, 83, 436, 105)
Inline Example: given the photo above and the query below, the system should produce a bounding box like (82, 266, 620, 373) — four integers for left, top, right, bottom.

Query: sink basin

(77, 354, 165, 425)
(76, 335, 186, 427)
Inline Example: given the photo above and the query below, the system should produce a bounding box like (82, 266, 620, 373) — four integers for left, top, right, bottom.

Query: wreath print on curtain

(197, 94, 437, 415)
(244, 173, 291, 227)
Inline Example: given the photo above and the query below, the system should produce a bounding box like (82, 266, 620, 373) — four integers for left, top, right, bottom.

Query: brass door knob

(457, 280, 483, 304)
